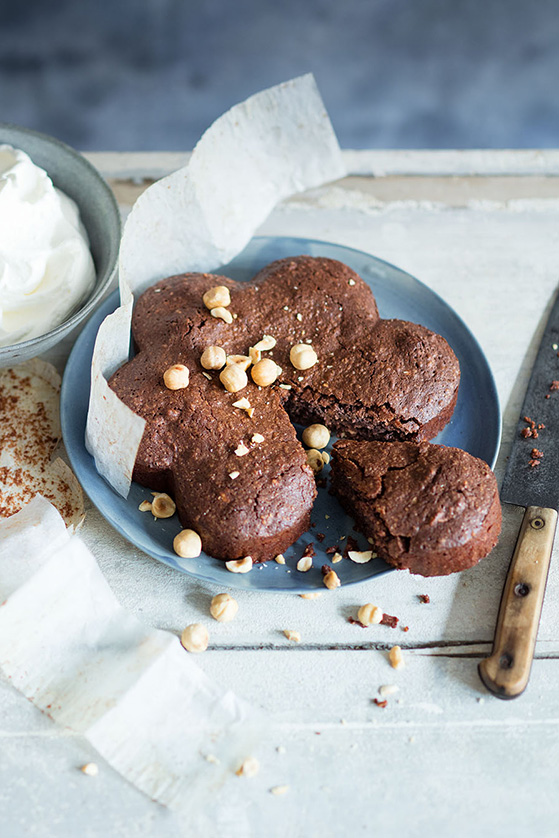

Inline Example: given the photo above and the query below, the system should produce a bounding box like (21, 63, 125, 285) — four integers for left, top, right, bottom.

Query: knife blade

(479, 288, 559, 699)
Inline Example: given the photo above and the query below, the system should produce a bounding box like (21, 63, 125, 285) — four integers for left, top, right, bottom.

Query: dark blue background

(2, 0, 558, 150)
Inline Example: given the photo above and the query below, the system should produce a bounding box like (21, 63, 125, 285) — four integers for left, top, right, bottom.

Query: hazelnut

(290, 343, 318, 371)
(251, 433, 265, 444)
(201, 345, 226, 370)
(321, 451, 331, 465)
(226, 354, 252, 371)
(226, 556, 253, 574)
(302, 423, 330, 450)
(299, 592, 322, 600)
(253, 335, 276, 351)
(173, 529, 202, 558)
(151, 493, 176, 519)
(270, 785, 289, 796)
(232, 397, 252, 411)
(210, 593, 239, 623)
(180, 623, 209, 653)
(80, 763, 99, 776)
(229, 471, 240, 479)
(274, 554, 286, 564)
(210, 307, 233, 324)
(331, 552, 343, 563)
(323, 569, 341, 590)
(251, 358, 279, 387)
(348, 550, 373, 564)
(203, 285, 231, 310)
(138, 500, 152, 512)
(234, 441, 250, 456)
(236, 757, 260, 778)
(220, 365, 248, 393)
(389, 645, 405, 670)
(297, 556, 313, 572)
(357, 603, 383, 626)
(283, 629, 301, 642)
(163, 364, 190, 390)
(248, 346, 262, 365)
(306, 449, 324, 474)
(379, 684, 400, 698)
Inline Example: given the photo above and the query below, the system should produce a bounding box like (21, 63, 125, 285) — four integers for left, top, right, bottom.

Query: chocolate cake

(330, 439, 501, 576)
(109, 256, 461, 562)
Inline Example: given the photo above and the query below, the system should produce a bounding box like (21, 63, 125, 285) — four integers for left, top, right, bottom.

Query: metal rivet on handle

(514, 583, 530, 597)
(531, 517, 545, 530)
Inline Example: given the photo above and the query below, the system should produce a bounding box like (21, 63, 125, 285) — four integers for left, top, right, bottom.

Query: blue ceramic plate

(61, 236, 501, 592)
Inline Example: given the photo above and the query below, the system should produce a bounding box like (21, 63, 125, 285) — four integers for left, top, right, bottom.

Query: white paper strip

(86, 73, 344, 499)
(119, 73, 345, 295)
(0, 497, 258, 812)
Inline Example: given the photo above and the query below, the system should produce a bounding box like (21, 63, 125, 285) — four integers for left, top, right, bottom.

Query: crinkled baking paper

(0, 497, 259, 814)
(86, 73, 345, 496)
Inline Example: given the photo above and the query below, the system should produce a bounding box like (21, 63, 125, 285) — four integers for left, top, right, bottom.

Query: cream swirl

(0, 144, 96, 347)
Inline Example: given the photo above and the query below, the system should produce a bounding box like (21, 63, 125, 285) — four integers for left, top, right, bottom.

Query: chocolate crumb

(546, 394, 551, 399)
(531, 448, 544, 459)
(373, 698, 388, 708)
(380, 613, 399, 628)
(343, 535, 359, 557)
(321, 564, 331, 576)
(302, 543, 315, 559)
(316, 532, 325, 542)
(325, 544, 339, 554)
(316, 478, 327, 489)
(348, 617, 367, 628)
(521, 428, 532, 438)
(550, 381, 559, 391)
(529, 458, 541, 468)
(401, 626, 409, 632)
(418, 594, 430, 604)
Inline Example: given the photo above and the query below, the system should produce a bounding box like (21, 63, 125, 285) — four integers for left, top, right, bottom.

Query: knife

(479, 289, 559, 699)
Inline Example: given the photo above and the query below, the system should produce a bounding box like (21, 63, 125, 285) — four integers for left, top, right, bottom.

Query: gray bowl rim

(0, 121, 121, 356)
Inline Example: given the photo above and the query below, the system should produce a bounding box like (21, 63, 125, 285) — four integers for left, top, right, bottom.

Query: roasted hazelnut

(203, 285, 231, 310)
(283, 629, 301, 642)
(306, 449, 324, 474)
(173, 529, 202, 558)
(323, 569, 341, 590)
(151, 493, 176, 519)
(180, 623, 209, 653)
(226, 355, 252, 371)
(163, 364, 190, 390)
(225, 556, 253, 573)
(302, 423, 330, 450)
(210, 593, 239, 623)
(357, 603, 383, 626)
(210, 307, 233, 324)
(389, 645, 405, 669)
(297, 556, 313, 572)
(290, 343, 318, 371)
(253, 335, 276, 351)
(251, 358, 279, 387)
(236, 757, 260, 778)
(220, 365, 248, 393)
(201, 345, 226, 370)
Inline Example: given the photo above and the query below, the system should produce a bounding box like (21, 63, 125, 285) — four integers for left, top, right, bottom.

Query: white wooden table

(3, 150, 559, 838)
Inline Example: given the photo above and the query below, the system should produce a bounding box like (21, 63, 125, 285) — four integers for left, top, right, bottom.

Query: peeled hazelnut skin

(203, 285, 231, 310)
(302, 423, 330, 450)
(163, 364, 190, 390)
(251, 358, 279, 387)
(173, 529, 202, 558)
(290, 343, 318, 371)
(201, 345, 226, 370)
(210, 593, 239, 622)
(220, 364, 248, 393)
(181, 623, 209, 653)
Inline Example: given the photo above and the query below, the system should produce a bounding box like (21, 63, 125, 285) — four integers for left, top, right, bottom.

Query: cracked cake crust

(330, 439, 501, 576)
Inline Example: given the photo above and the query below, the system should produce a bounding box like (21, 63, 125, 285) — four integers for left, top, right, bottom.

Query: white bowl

(0, 123, 121, 366)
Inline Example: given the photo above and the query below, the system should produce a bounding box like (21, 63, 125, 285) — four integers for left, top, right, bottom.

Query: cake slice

(330, 439, 501, 576)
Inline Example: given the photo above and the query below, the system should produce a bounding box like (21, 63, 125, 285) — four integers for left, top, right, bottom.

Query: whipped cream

(0, 144, 96, 347)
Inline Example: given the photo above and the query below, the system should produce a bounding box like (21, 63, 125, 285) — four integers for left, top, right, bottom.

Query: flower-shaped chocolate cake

(109, 256, 460, 562)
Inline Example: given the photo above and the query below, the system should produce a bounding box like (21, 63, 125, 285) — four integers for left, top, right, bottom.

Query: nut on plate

(323, 568, 341, 590)
(226, 556, 253, 574)
(306, 449, 324, 474)
(210, 593, 239, 623)
(220, 364, 248, 393)
(173, 529, 202, 558)
(296, 556, 313, 572)
(163, 363, 190, 390)
(201, 345, 226, 370)
(290, 343, 318, 371)
(302, 423, 330, 449)
(203, 285, 231, 310)
(150, 492, 176, 518)
(181, 623, 209, 653)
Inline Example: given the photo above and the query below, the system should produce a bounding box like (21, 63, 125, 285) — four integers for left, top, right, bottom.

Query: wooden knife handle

(479, 506, 557, 699)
